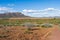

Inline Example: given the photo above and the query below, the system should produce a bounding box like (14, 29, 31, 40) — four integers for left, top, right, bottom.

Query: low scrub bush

(41, 23, 53, 28)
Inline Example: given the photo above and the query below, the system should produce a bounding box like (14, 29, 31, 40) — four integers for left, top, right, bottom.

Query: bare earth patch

(48, 25, 60, 40)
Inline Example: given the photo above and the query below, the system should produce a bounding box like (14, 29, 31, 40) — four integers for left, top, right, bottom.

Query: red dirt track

(48, 25, 60, 40)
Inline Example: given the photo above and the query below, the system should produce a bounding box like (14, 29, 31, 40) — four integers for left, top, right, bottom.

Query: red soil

(0, 26, 52, 40)
(48, 25, 60, 40)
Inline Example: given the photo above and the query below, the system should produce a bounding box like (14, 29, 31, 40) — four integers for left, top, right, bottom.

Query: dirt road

(49, 25, 60, 40)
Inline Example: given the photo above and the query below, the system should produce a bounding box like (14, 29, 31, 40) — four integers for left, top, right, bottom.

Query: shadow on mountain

(0, 12, 30, 18)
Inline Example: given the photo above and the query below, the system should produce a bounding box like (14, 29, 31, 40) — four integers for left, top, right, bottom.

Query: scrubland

(0, 18, 60, 40)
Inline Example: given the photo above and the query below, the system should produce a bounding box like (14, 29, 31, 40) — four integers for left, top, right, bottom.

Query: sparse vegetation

(41, 23, 53, 28)
(0, 18, 59, 40)
(0, 18, 60, 26)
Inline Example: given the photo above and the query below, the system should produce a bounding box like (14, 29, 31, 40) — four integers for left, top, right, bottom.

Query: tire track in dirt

(41, 27, 54, 40)
(48, 25, 60, 40)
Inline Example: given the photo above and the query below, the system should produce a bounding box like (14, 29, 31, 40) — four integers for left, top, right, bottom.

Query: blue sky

(0, 0, 60, 17)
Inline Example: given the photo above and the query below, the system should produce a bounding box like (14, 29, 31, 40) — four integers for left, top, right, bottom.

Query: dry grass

(0, 26, 53, 40)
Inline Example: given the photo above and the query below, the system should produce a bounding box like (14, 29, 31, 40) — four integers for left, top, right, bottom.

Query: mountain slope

(0, 12, 30, 18)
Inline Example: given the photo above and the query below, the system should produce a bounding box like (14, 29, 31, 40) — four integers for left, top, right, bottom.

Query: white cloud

(44, 8, 56, 11)
(22, 8, 60, 13)
(0, 7, 13, 10)
(7, 4, 15, 6)
(22, 8, 60, 17)
(23, 9, 37, 13)
(0, 7, 16, 13)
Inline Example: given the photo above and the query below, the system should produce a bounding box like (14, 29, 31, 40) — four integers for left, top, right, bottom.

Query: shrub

(41, 23, 53, 28)
(0, 35, 9, 38)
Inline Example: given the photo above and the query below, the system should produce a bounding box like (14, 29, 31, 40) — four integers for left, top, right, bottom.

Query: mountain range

(0, 12, 30, 18)
(0, 12, 60, 18)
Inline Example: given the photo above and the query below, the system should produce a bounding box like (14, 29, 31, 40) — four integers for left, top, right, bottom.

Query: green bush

(41, 23, 53, 28)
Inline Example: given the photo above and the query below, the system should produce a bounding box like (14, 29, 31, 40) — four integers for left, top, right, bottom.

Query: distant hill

(0, 12, 30, 18)
(0, 12, 60, 18)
